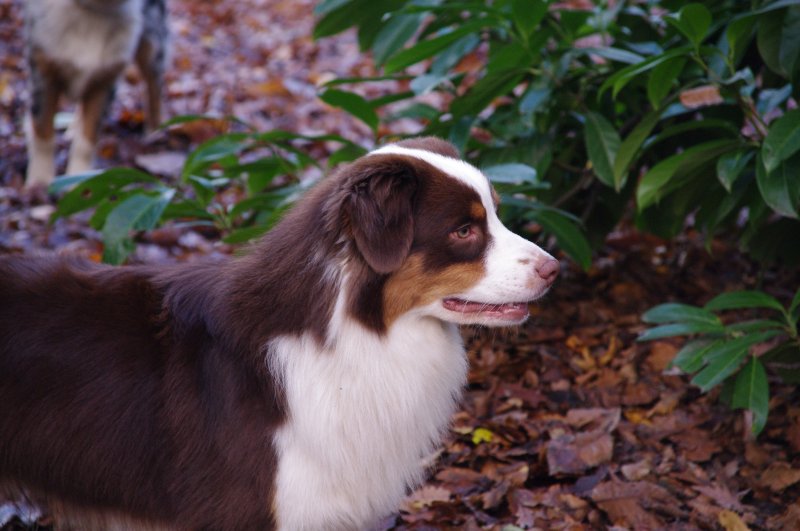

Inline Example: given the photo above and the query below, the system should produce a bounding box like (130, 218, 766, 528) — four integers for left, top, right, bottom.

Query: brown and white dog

(0, 138, 558, 530)
(24, 0, 168, 186)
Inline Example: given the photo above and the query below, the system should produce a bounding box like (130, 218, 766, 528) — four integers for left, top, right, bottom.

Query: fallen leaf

(718, 509, 750, 531)
(693, 484, 744, 512)
(680, 85, 723, 109)
(760, 462, 800, 492)
(401, 485, 451, 512)
(591, 480, 670, 528)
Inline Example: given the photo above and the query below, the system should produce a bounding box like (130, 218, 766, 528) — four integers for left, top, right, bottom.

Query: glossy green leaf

(762, 109, 800, 173)
(637, 321, 725, 342)
(319, 89, 379, 131)
(579, 47, 644, 65)
(667, 3, 712, 48)
(705, 290, 786, 313)
(790, 286, 800, 323)
(642, 303, 721, 326)
(182, 133, 251, 180)
(450, 69, 525, 117)
(726, 319, 787, 334)
(670, 339, 722, 374)
(732, 356, 769, 434)
(757, 6, 800, 81)
(102, 189, 175, 264)
(529, 209, 592, 270)
(313, 0, 386, 41)
(637, 140, 739, 210)
(647, 57, 685, 109)
(372, 10, 427, 65)
(716, 149, 754, 192)
(519, 87, 551, 114)
(584, 111, 621, 189)
(430, 34, 481, 75)
(599, 46, 693, 100)
(727, 15, 756, 65)
(613, 108, 662, 191)
(53, 168, 160, 219)
(690, 332, 778, 392)
(511, 0, 547, 38)
(482, 163, 538, 185)
(384, 20, 487, 73)
(755, 151, 800, 218)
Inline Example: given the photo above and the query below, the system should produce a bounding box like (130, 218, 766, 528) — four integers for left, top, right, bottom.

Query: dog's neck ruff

(268, 281, 467, 530)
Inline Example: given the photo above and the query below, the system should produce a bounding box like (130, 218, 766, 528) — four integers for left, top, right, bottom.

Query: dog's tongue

(442, 298, 529, 319)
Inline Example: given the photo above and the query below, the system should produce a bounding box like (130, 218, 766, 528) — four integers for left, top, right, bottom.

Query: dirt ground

(1, 0, 799, 529)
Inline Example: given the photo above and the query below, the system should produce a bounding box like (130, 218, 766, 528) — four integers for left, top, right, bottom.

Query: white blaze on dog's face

(372, 143, 559, 327)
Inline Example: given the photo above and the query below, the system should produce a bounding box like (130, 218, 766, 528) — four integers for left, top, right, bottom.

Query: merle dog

(24, 0, 168, 186)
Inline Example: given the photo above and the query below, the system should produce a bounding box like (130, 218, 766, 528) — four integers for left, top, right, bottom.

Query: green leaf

(647, 57, 686, 109)
(757, 6, 800, 82)
(613, 108, 662, 191)
(637, 322, 726, 342)
(670, 339, 722, 374)
(372, 9, 427, 65)
(637, 140, 739, 210)
(579, 47, 645, 65)
(383, 19, 487, 73)
(53, 168, 160, 219)
(599, 46, 693, 100)
(732, 356, 770, 435)
(690, 332, 778, 392)
(790, 286, 800, 323)
(756, 151, 800, 218)
(705, 290, 786, 313)
(182, 133, 250, 181)
(528, 208, 592, 270)
(727, 15, 756, 65)
(101, 189, 175, 264)
(430, 34, 481, 75)
(642, 303, 721, 326)
(313, 0, 386, 41)
(584, 112, 621, 189)
(89, 189, 139, 230)
(482, 163, 538, 185)
(450, 68, 525, 118)
(319, 89, 379, 131)
(48, 170, 105, 195)
(726, 319, 787, 334)
(762, 109, 800, 173)
(716, 149, 754, 192)
(667, 3, 712, 48)
(511, 0, 546, 38)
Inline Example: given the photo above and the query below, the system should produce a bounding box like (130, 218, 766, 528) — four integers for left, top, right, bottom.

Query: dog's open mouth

(442, 298, 529, 321)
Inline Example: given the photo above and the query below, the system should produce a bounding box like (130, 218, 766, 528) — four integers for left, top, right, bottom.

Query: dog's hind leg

(136, 0, 169, 133)
(25, 51, 60, 187)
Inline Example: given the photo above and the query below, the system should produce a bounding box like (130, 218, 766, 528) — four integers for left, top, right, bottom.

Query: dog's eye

(453, 224, 472, 239)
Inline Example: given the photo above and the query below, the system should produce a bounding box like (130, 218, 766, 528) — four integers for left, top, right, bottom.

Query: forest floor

(1, 0, 800, 529)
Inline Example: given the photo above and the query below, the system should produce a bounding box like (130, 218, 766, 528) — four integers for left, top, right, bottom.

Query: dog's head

(332, 137, 558, 329)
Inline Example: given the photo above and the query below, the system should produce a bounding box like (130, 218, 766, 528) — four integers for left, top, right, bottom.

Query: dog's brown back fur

(0, 256, 284, 529)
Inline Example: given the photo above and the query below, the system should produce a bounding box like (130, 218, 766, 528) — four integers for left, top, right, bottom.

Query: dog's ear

(345, 155, 418, 274)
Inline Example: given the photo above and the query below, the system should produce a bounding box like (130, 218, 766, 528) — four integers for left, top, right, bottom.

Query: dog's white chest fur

(269, 311, 467, 530)
(27, 0, 144, 98)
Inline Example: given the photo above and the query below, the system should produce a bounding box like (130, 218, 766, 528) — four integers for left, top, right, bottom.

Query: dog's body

(24, 0, 168, 186)
(0, 138, 558, 530)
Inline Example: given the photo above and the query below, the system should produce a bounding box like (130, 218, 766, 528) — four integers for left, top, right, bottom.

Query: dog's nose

(535, 259, 559, 284)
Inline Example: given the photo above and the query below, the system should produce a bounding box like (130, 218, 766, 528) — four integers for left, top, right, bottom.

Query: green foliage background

(50, 0, 800, 435)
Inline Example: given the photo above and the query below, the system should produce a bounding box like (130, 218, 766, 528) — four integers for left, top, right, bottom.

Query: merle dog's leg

(25, 50, 61, 187)
(66, 77, 116, 176)
(136, 0, 169, 132)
